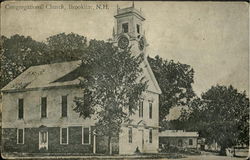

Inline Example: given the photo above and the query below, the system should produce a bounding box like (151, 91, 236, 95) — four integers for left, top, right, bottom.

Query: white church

(1, 4, 162, 155)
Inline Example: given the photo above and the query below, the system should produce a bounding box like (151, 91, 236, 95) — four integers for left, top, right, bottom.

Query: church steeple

(113, 4, 148, 55)
(114, 4, 145, 38)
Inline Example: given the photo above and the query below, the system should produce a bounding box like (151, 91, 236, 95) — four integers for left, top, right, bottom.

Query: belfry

(113, 3, 148, 55)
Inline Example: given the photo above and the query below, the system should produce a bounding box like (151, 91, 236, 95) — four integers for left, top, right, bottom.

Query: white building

(159, 130, 199, 149)
(1, 5, 161, 155)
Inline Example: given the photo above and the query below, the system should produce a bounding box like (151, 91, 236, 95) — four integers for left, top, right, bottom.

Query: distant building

(1, 4, 162, 155)
(159, 130, 199, 149)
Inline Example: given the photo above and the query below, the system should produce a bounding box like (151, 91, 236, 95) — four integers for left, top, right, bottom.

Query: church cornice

(114, 11, 145, 21)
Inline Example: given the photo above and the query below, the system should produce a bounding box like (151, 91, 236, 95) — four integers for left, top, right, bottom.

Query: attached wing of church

(1, 5, 161, 155)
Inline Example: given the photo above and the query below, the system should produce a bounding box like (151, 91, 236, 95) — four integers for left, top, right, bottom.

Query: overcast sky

(1, 1, 249, 97)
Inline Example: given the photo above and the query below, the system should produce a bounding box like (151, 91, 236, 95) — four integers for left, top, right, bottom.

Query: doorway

(139, 129, 144, 152)
(39, 131, 48, 150)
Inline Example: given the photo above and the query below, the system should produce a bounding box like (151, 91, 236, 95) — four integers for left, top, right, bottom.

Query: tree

(73, 40, 148, 154)
(168, 97, 206, 131)
(0, 35, 47, 89)
(0, 33, 88, 89)
(46, 32, 87, 63)
(178, 85, 249, 155)
(147, 55, 195, 128)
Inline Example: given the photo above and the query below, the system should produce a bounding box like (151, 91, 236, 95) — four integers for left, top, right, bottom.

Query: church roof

(1, 60, 82, 93)
(2, 58, 161, 95)
(143, 58, 162, 94)
(115, 6, 145, 21)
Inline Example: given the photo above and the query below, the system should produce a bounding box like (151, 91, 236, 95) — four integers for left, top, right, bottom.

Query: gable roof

(1, 57, 162, 95)
(143, 58, 162, 94)
(1, 60, 82, 93)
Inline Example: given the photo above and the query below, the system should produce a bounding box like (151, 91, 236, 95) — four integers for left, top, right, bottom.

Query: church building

(1, 4, 161, 155)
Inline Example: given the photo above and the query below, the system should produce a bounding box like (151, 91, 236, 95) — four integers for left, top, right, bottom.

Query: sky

(1, 1, 249, 98)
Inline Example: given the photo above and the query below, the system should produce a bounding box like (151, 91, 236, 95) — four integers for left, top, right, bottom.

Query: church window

(122, 23, 128, 33)
(137, 24, 140, 34)
(18, 98, 24, 119)
(60, 127, 68, 144)
(41, 97, 47, 118)
(17, 128, 24, 144)
(149, 129, 152, 143)
(139, 101, 143, 117)
(149, 102, 152, 119)
(61, 95, 67, 117)
(128, 127, 132, 143)
(82, 127, 90, 144)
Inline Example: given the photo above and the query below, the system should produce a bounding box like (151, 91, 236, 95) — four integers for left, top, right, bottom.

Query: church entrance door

(139, 129, 144, 152)
(39, 131, 48, 150)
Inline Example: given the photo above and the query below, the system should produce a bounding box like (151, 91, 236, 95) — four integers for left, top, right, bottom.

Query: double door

(39, 131, 48, 150)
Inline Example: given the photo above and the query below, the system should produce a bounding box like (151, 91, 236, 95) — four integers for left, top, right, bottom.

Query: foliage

(46, 32, 87, 63)
(0, 33, 87, 89)
(147, 55, 195, 128)
(73, 40, 148, 154)
(177, 85, 249, 155)
(0, 35, 47, 89)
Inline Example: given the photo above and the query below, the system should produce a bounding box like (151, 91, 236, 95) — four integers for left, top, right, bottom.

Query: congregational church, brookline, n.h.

(1, 4, 162, 155)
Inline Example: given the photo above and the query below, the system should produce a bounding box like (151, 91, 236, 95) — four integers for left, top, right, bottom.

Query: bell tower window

(137, 24, 140, 34)
(122, 23, 128, 33)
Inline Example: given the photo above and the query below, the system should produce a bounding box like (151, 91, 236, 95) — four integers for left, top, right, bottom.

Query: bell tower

(113, 3, 148, 55)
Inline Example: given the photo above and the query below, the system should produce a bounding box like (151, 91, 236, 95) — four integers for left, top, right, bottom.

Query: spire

(132, 1, 135, 8)
(117, 4, 119, 14)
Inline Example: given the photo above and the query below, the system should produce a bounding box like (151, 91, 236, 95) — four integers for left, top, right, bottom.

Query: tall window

(17, 128, 24, 144)
(18, 99, 24, 119)
(82, 127, 90, 144)
(139, 101, 143, 118)
(128, 127, 132, 143)
(122, 23, 128, 33)
(61, 127, 68, 144)
(149, 102, 152, 119)
(149, 129, 152, 143)
(189, 139, 193, 145)
(137, 24, 140, 34)
(61, 96, 67, 117)
(41, 97, 47, 118)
